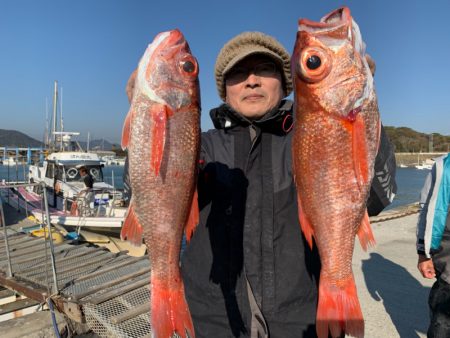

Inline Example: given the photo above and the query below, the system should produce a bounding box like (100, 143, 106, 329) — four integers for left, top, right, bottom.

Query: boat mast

(44, 97, 49, 148)
(60, 86, 64, 151)
(52, 81, 58, 151)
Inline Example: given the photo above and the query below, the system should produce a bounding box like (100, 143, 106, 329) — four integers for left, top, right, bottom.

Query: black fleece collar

(209, 100, 294, 135)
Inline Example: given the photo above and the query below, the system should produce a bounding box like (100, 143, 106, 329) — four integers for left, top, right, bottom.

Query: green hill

(385, 126, 450, 153)
(0, 129, 43, 147)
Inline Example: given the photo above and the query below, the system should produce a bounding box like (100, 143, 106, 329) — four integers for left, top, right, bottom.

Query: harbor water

(0, 164, 429, 210)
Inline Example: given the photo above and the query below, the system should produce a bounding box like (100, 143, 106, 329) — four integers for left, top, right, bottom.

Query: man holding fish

(123, 7, 397, 338)
(181, 7, 396, 338)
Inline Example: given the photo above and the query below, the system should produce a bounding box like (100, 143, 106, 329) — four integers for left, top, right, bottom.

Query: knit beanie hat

(215, 31, 292, 101)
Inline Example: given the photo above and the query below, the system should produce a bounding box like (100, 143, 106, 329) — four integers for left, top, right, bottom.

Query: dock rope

(369, 203, 421, 223)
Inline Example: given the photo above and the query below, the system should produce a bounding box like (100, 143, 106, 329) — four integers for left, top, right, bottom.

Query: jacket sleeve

(366, 124, 398, 216)
(122, 156, 132, 205)
(416, 170, 435, 257)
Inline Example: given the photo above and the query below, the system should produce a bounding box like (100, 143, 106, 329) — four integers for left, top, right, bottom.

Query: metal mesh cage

(84, 282, 152, 338)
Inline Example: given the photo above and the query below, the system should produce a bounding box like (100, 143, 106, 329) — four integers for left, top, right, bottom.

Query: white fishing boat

(2, 81, 127, 235)
(20, 150, 127, 233)
(1, 157, 19, 166)
(415, 158, 434, 170)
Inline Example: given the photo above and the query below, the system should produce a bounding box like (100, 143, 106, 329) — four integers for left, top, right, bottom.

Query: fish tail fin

(185, 188, 199, 242)
(151, 104, 172, 177)
(357, 210, 376, 251)
(353, 114, 369, 189)
(151, 277, 195, 338)
(121, 108, 134, 150)
(120, 203, 143, 246)
(316, 275, 364, 338)
(297, 194, 315, 249)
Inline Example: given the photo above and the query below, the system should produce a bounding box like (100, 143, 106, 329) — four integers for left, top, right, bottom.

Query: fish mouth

(166, 29, 185, 46)
(298, 7, 351, 32)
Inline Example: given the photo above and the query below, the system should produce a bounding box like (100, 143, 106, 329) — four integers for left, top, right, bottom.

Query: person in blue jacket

(417, 153, 450, 338)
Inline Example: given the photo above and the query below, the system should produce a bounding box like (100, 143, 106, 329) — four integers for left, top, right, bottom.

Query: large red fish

(291, 7, 380, 338)
(121, 29, 200, 338)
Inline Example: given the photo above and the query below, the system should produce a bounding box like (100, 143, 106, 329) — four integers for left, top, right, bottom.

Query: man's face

(225, 54, 284, 119)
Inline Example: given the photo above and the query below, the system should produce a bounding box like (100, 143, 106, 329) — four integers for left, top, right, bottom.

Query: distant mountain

(385, 126, 450, 153)
(0, 129, 43, 147)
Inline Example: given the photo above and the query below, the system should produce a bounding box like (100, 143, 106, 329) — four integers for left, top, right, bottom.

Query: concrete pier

(355, 206, 433, 337)
(0, 202, 435, 337)
(395, 152, 446, 166)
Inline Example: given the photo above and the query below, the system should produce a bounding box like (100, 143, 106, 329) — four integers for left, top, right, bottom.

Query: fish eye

(298, 47, 331, 83)
(306, 55, 321, 70)
(182, 60, 195, 73)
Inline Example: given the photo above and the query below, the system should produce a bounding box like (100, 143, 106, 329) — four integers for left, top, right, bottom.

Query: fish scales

(129, 106, 199, 274)
(121, 29, 200, 338)
(291, 7, 380, 338)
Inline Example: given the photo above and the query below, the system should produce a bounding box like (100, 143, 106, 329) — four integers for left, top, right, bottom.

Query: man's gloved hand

(126, 69, 137, 103)
(365, 54, 376, 77)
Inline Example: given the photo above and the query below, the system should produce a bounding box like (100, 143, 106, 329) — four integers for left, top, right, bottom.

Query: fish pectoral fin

(121, 107, 135, 150)
(297, 194, 315, 249)
(150, 104, 172, 177)
(120, 203, 143, 246)
(316, 275, 364, 338)
(357, 209, 376, 251)
(352, 114, 370, 189)
(151, 277, 195, 338)
(185, 188, 199, 242)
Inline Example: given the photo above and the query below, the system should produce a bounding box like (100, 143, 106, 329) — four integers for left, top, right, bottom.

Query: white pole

(52, 81, 58, 150)
(60, 87, 64, 151)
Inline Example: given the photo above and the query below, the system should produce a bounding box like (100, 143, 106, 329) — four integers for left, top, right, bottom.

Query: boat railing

(0, 181, 60, 295)
(64, 187, 121, 218)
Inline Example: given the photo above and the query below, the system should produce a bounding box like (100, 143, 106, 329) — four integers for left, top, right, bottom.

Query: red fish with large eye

(121, 29, 200, 338)
(291, 7, 380, 338)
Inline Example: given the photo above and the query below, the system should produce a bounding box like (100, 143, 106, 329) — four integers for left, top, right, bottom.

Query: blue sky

(0, 0, 449, 144)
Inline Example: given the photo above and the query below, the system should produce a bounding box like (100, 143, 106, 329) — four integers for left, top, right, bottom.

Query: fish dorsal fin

(357, 209, 376, 251)
(297, 194, 315, 249)
(185, 188, 199, 242)
(120, 202, 143, 246)
(121, 108, 135, 150)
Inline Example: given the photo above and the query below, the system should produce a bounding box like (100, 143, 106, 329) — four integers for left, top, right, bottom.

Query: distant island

(0, 129, 124, 156)
(384, 126, 450, 153)
(0, 127, 448, 155)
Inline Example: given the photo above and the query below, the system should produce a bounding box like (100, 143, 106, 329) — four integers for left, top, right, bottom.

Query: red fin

(121, 109, 134, 150)
(297, 194, 314, 249)
(120, 203, 143, 246)
(316, 275, 364, 338)
(151, 105, 170, 176)
(353, 114, 369, 189)
(151, 277, 195, 338)
(357, 210, 376, 251)
(185, 189, 199, 242)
